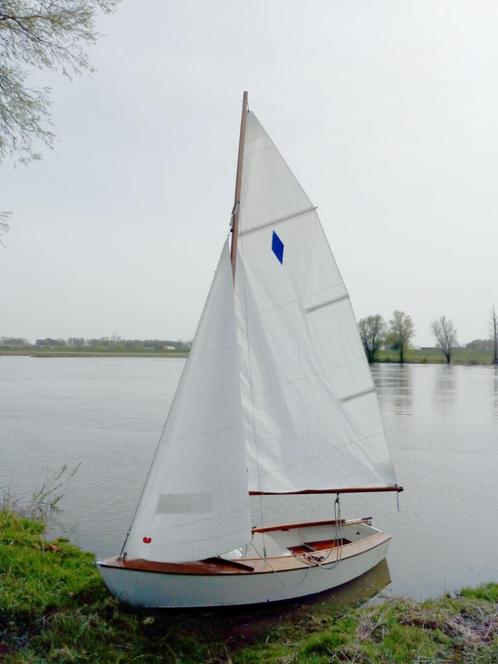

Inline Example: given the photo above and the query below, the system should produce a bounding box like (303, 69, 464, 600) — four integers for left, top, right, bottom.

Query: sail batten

(305, 293, 349, 313)
(239, 206, 317, 237)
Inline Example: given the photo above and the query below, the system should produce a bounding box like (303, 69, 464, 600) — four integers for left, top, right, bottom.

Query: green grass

(0, 348, 188, 358)
(1, 509, 497, 662)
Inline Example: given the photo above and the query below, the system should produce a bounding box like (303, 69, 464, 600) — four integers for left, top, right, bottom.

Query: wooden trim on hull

(99, 532, 391, 577)
(252, 517, 370, 534)
(249, 485, 403, 495)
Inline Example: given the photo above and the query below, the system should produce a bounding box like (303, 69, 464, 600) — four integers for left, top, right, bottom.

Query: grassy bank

(1, 511, 497, 662)
(376, 348, 495, 365)
(0, 349, 188, 358)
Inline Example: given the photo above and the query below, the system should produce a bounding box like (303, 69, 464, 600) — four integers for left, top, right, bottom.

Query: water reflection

(433, 364, 457, 415)
(372, 364, 413, 415)
(493, 366, 498, 417)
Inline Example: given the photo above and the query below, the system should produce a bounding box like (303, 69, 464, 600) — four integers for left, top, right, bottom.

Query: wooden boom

(249, 485, 404, 496)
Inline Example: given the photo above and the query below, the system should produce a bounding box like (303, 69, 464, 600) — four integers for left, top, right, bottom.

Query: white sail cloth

(124, 245, 251, 562)
(235, 111, 397, 493)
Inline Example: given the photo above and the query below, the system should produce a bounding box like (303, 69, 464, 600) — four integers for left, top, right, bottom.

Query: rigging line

(313, 495, 344, 571)
(249, 499, 344, 588)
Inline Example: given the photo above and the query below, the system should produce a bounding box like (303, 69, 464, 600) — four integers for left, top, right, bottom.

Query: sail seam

(239, 206, 317, 237)
(305, 293, 349, 314)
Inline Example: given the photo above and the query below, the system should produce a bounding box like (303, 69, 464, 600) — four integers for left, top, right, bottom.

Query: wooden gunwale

(100, 532, 390, 577)
(251, 517, 368, 534)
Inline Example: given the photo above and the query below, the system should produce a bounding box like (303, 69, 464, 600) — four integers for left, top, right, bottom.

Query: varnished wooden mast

(230, 91, 249, 280)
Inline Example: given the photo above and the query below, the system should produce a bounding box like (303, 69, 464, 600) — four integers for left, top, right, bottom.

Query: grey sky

(2, 0, 498, 346)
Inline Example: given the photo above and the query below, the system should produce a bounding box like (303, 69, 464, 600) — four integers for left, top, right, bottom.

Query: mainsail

(234, 111, 397, 494)
(124, 245, 251, 562)
(123, 101, 398, 564)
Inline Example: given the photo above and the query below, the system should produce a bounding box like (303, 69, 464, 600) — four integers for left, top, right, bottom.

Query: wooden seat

(288, 538, 350, 555)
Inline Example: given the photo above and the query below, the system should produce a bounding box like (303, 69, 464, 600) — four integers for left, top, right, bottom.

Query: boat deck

(101, 519, 390, 576)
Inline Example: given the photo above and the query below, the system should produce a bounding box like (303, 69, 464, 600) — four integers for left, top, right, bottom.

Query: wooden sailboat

(98, 93, 402, 608)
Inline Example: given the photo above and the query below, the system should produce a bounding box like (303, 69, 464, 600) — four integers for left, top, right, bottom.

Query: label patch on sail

(272, 231, 284, 264)
(156, 493, 212, 514)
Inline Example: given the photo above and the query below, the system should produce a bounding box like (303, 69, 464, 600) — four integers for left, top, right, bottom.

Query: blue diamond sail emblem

(272, 231, 284, 264)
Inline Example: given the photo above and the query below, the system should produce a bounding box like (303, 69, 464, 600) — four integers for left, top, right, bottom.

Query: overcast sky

(2, 0, 498, 346)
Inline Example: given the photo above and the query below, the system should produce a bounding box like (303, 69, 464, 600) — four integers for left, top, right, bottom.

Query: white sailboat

(98, 93, 402, 608)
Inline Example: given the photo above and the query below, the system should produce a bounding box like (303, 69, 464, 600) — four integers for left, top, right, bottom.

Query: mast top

(230, 92, 249, 278)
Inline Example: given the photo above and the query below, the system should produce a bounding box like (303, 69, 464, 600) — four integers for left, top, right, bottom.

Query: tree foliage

(0, 0, 118, 165)
(359, 314, 385, 364)
(465, 338, 493, 352)
(388, 310, 414, 364)
(431, 315, 457, 364)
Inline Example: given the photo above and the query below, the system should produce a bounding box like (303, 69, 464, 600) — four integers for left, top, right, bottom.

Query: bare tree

(490, 306, 498, 365)
(0, 209, 10, 245)
(388, 310, 415, 364)
(359, 315, 385, 364)
(431, 315, 457, 364)
(0, 1, 119, 165)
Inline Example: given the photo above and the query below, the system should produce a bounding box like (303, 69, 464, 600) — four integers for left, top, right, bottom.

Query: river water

(1, 357, 497, 601)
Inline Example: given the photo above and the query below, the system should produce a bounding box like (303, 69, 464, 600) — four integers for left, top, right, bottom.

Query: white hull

(98, 519, 391, 608)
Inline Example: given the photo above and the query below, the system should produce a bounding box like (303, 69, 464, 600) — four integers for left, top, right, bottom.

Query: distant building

(36, 338, 66, 347)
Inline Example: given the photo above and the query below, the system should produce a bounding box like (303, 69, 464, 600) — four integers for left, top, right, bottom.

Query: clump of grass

(1, 464, 81, 525)
(460, 582, 498, 603)
(236, 593, 498, 663)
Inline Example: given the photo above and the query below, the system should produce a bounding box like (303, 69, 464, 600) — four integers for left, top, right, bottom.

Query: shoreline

(0, 350, 189, 358)
(1, 509, 497, 662)
(0, 348, 497, 365)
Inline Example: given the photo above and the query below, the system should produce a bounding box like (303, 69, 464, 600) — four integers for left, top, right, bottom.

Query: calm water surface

(1, 357, 497, 601)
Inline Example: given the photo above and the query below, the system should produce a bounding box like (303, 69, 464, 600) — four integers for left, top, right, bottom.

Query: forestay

(234, 111, 397, 494)
(124, 245, 251, 562)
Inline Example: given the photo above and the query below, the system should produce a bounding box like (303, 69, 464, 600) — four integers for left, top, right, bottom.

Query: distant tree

(490, 306, 498, 365)
(358, 315, 385, 364)
(0, 210, 10, 244)
(388, 310, 415, 364)
(465, 339, 493, 352)
(431, 315, 457, 364)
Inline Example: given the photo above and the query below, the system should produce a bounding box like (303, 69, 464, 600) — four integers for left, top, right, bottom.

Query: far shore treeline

(359, 307, 498, 365)
(0, 337, 191, 357)
(2, 306, 498, 365)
